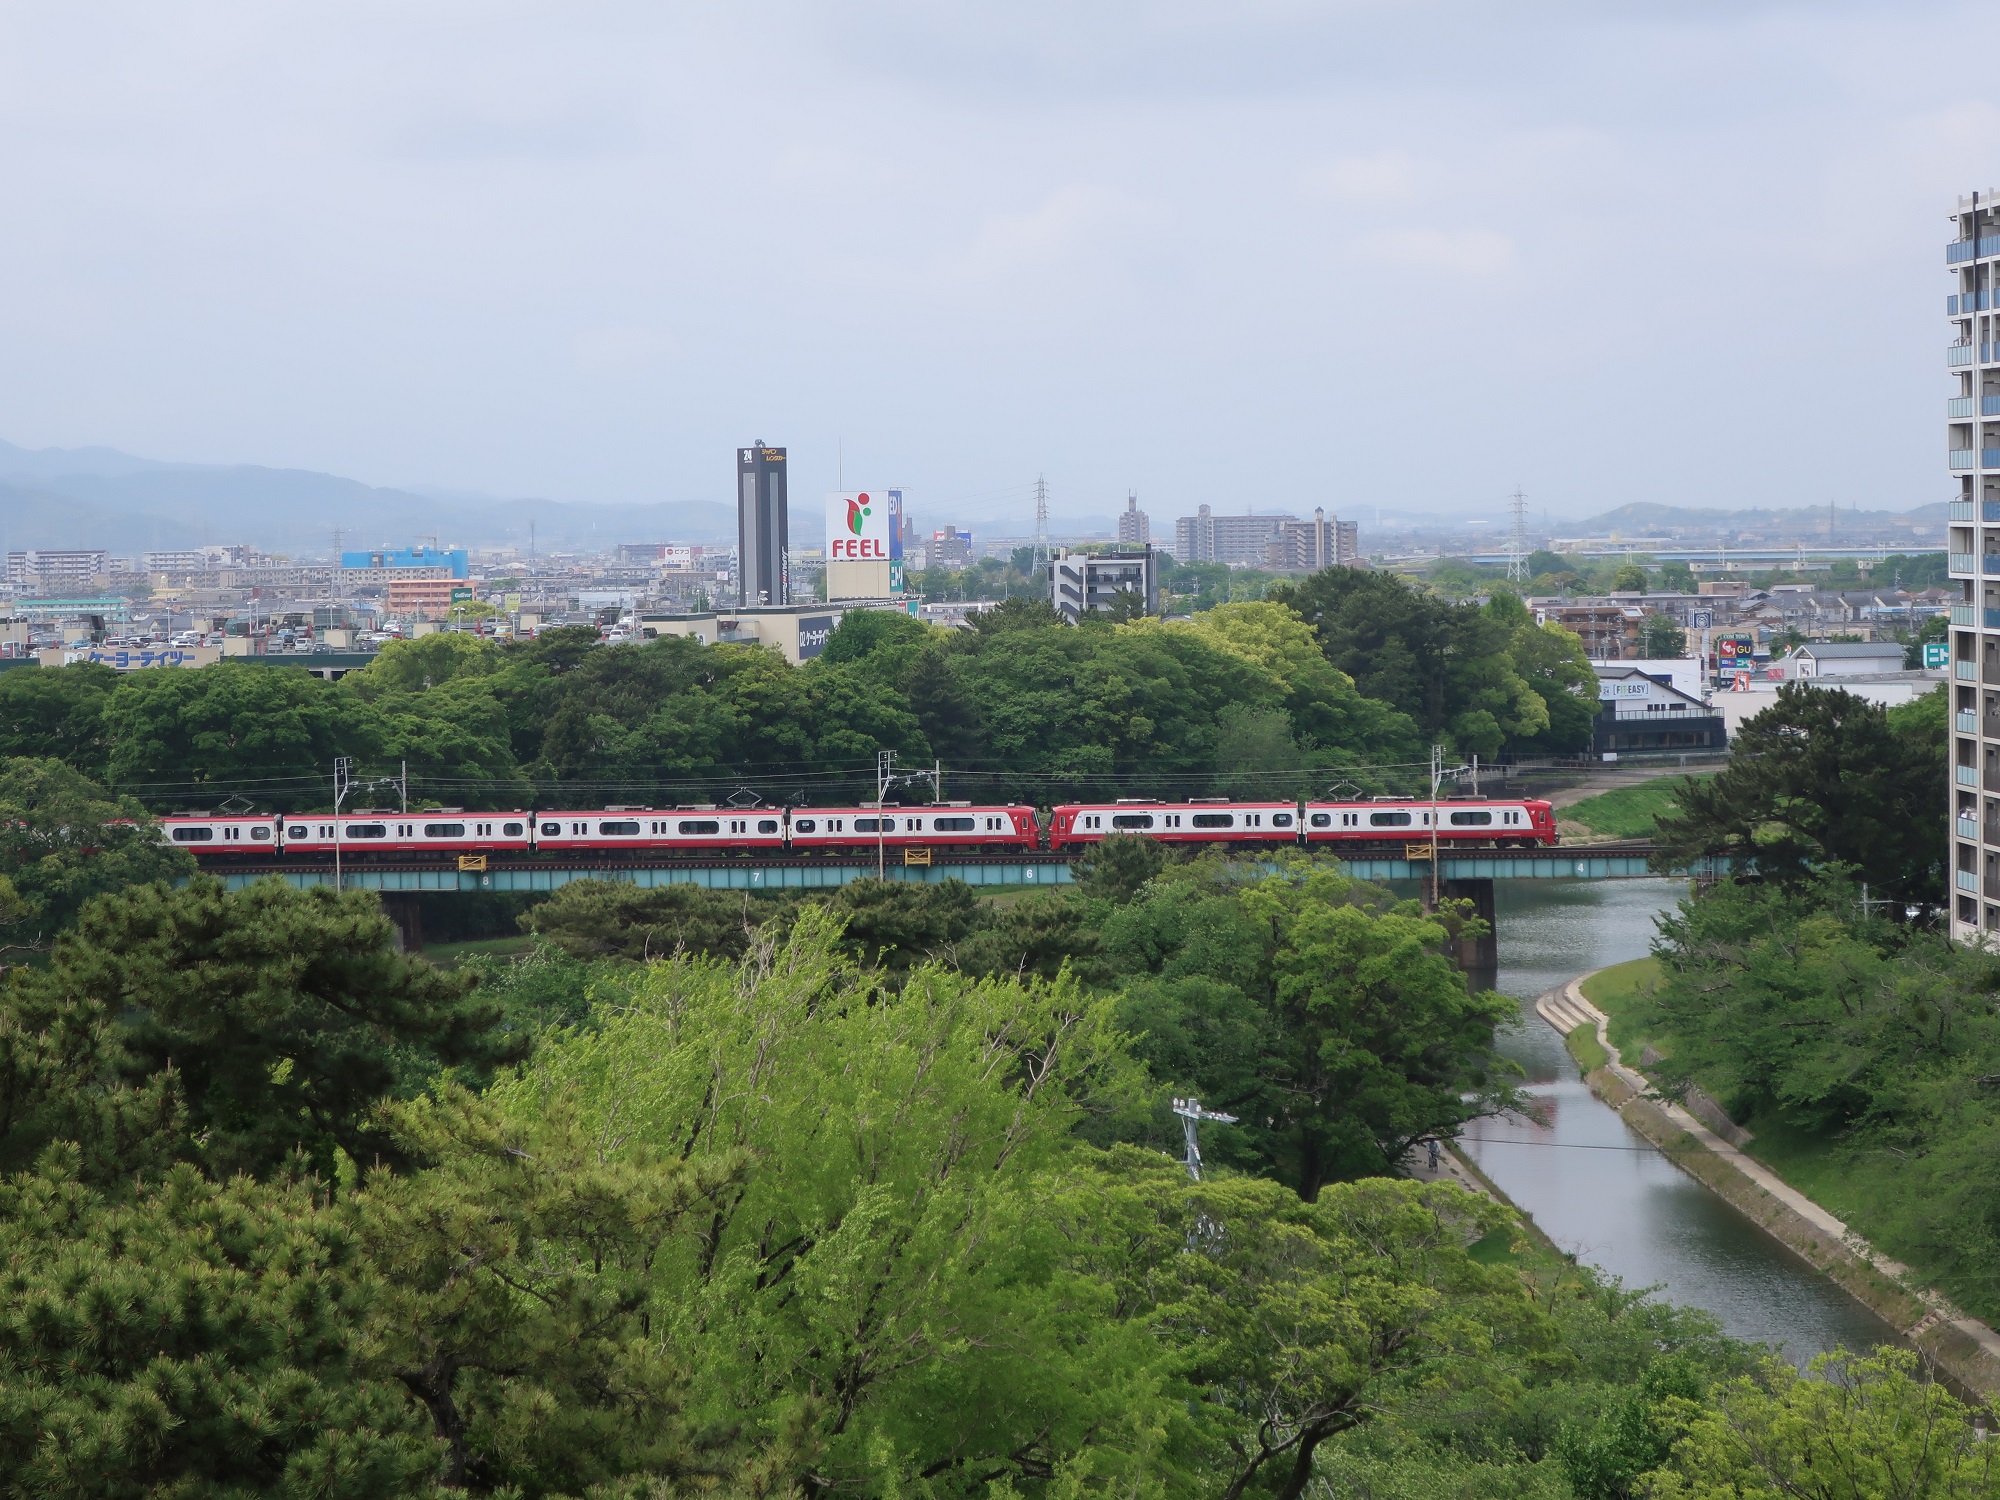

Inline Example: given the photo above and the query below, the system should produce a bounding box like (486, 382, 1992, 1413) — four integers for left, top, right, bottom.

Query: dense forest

(0, 571, 1596, 811)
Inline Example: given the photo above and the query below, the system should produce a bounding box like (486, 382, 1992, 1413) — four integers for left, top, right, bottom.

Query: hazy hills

(1570, 501, 1946, 536)
(0, 439, 740, 556)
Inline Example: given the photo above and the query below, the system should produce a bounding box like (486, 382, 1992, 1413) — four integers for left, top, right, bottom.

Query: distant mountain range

(0, 439, 742, 557)
(1568, 501, 1945, 537)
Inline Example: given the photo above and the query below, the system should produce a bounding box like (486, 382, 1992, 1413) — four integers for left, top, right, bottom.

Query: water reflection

(1459, 878, 1895, 1359)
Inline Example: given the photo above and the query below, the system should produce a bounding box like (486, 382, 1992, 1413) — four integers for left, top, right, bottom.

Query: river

(1457, 877, 1896, 1360)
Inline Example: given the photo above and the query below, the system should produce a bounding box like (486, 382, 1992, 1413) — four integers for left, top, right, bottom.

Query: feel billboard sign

(827, 491, 891, 561)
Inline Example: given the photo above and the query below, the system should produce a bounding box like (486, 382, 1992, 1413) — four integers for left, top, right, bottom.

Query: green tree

(1070, 830, 1169, 902)
(1640, 612, 1688, 658)
(0, 1155, 435, 1494)
(1268, 568, 1551, 758)
(1653, 683, 1945, 907)
(1612, 564, 1649, 593)
(357, 1088, 755, 1493)
(816, 607, 931, 665)
(0, 662, 117, 777)
(1105, 861, 1519, 1196)
(1647, 1348, 2000, 1499)
(40, 876, 522, 1180)
(0, 757, 192, 945)
(522, 878, 780, 962)
(824, 876, 981, 972)
(1660, 561, 1696, 592)
(103, 662, 363, 803)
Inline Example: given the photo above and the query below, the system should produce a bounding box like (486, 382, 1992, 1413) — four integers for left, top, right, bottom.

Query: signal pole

(332, 756, 353, 893)
(1171, 1096, 1237, 1181)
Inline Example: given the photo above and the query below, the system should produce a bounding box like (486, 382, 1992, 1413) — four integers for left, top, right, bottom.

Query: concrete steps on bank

(1534, 986, 1606, 1038)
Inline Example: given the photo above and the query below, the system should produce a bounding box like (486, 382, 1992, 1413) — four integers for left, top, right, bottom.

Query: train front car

(279, 811, 536, 858)
(1300, 798, 1559, 850)
(532, 809, 786, 857)
(1047, 800, 1301, 850)
(784, 805, 1038, 854)
(158, 813, 283, 857)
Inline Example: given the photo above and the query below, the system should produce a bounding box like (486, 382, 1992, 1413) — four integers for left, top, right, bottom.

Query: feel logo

(845, 493, 873, 534)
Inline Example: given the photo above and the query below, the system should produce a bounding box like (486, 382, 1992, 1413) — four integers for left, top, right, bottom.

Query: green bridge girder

(212, 844, 1698, 895)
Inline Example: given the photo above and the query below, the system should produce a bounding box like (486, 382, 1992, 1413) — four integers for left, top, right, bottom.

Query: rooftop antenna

(1171, 1096, 1237, 1181)
(1506, 486, 1529, 583)
(1033, 474, 1051, 570)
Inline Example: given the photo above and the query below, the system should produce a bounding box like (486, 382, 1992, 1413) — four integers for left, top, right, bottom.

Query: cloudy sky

(0, 0, 1994, 529)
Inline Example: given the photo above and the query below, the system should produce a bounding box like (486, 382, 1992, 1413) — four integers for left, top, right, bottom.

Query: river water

(1458, 878, 1895, 1360)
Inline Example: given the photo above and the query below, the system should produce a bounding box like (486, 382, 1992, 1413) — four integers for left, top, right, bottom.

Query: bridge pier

(1439, 877, 1498, 976)
(381, 892, 424, 953)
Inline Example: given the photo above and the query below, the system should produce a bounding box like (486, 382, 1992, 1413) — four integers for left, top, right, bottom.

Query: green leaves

(0, 756, 192, 945)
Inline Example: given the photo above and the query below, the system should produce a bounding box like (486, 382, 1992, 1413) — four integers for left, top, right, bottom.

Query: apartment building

(1948, 188, 2000, 940)
(6, 549, 109, 590)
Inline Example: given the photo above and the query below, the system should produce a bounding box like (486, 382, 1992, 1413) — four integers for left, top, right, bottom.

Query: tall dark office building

(736, 442, 788, 606)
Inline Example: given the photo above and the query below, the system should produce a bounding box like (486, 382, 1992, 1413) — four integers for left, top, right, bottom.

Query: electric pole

(1171, 1096, 1237, 1181)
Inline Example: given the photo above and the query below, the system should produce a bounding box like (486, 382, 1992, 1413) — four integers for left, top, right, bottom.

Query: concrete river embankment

(1457, 879, 1898, 1361)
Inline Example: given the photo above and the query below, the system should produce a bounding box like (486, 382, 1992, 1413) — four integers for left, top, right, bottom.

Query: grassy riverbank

(1574, 955, 2000, 1339)
(1562, 777, 1708, 839)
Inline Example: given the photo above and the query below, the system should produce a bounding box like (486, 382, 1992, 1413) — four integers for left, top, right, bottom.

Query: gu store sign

(827, 491, 891, 561)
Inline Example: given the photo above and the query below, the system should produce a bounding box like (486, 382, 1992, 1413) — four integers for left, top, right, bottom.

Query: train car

(158, 813, 282, 853)
(1299, 798, 1557, 848)
(784, 804, 1038, 853)
(1047, 799, 1301, 851)
(279, 810, 535, 856)
(531, 807, 786, 855)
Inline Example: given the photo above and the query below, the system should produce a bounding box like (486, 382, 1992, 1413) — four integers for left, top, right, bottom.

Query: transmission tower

(1506, 486, 1529, 583)
(1032, 474, 1051, 570)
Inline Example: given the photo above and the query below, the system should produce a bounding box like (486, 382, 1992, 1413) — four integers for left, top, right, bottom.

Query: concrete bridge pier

(1439, 876, 1498, 977)
(381, 892, 424, 953)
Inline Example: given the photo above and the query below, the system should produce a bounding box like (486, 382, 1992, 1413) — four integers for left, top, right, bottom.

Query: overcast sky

(1, 0, 1996, 529)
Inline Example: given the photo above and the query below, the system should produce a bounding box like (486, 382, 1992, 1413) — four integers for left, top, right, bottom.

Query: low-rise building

(1591, 664, 1727, 757)
(1773, 641, 1908, 678)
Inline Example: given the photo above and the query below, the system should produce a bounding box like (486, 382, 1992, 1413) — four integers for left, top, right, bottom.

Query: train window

(251, 826, 272, 840)
(170, 827, 214, 842)
(678, 820, 720, 835)
(1271, 813, 1293, 828)
(598, 820, 642, 835)
(1190, 813, 1233, 829)
(540, 822, 560, 836)
(1368, 811, 1412, 827)
(934, 817, 975, 832)
(794, 819, 816, 833)
(425, 822, 468, 838)
(1111, 813, 1153, 829)
(1309, 813, 1331, 828)
(288, 825, 307, 838)
(1449, 810, 1492, 826)
(758, 819, 779, 834)
(347, 824, 387, 839)
(854, 818, 882, 832)
(224, 827, 240, 840)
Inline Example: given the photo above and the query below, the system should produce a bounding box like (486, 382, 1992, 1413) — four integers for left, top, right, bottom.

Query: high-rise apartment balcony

(1959, 710, 1981, 733)
(1953, 601, 1976, 621)
(1952, 501, 1976, 521)
(1950, 341, 1976, 366)
(1952, 396, 1977, 418)
(1959, 763, 1981, 786)
(1986, 764, 2000, 790)
(1949, 235, 2000, 263)
(1984, 395, 2000, 415)
(1952, 449, 1977, 468)
(1952, 292, 1995, 313)
(1958, 659, 1980, 680)
(1984, 449, 2000, 469)
(1959, 868, 1980, 892)
(1950, 552, 1977, 574)
(1962, 814, 1981, 840)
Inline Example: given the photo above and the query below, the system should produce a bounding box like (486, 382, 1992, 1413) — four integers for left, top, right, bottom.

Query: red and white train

(157, 796, 1555, 859)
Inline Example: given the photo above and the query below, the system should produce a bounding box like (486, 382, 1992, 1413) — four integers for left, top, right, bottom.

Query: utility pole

(332, 756, 353, 893)
(1429, 744, 1443, 909)
(1171, 1096, 1237, 1181)
(876, 749, 894, 881)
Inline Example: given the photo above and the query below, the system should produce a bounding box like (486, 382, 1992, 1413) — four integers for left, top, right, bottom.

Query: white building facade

(1949, 189, 2000, 940)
